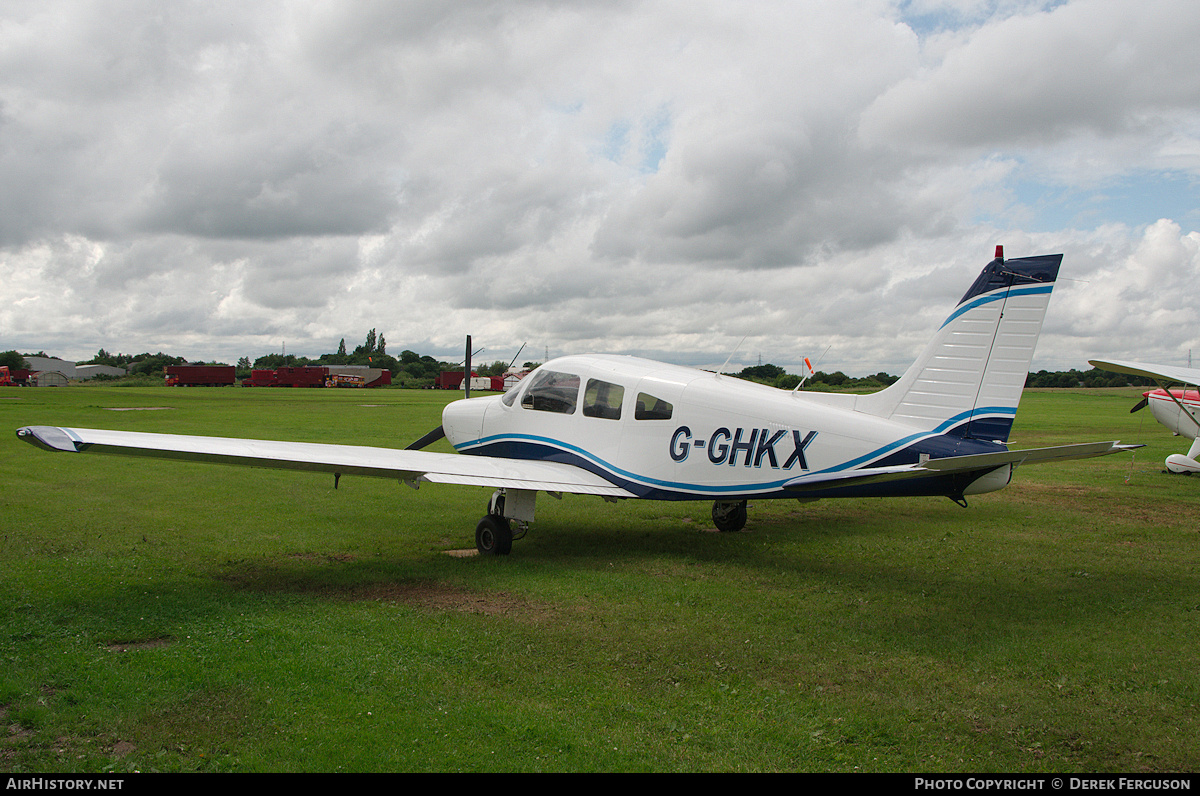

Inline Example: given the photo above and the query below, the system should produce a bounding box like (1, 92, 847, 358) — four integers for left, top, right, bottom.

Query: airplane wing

(1088, 359, 1200, 387)
(782, 441, 1136, 493)
(15, 426, 635, 499)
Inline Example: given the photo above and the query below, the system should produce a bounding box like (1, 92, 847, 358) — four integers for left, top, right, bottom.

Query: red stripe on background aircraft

(19, 248, 1134, 555)
(1088, 359, 1200, 474)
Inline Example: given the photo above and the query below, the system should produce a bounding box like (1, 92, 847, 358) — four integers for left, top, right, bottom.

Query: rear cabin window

(520, 370, 580, 414)
(635, 393, 673, 420)
(582, 379, 624, 420)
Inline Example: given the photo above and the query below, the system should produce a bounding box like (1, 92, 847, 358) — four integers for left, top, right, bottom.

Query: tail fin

(855, 249, 1061, 443)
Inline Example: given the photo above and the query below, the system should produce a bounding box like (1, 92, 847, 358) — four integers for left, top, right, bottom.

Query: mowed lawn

(0, 383, 1196, 772)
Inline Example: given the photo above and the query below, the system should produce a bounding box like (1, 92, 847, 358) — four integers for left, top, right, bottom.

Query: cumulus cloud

(0, 0, 1197, 377)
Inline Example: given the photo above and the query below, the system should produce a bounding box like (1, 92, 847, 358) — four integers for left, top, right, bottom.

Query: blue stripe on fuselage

(454, 407, 1010, 500)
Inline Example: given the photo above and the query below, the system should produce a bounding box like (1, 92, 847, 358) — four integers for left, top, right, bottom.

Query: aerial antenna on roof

(717, 336, 747, 377)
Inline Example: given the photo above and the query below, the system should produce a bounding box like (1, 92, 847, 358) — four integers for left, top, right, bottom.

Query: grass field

(1, 384, 1197, 772)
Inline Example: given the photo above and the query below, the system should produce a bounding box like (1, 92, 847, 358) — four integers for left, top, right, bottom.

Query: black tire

(711, 500, 748, 532)
(475, 515, 513, 556)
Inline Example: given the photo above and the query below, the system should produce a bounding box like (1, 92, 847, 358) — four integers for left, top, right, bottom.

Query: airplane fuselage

(1142, 387, 1200, 473)
(442, 354, 1010, 502)
(1145, 388, 1200, 440)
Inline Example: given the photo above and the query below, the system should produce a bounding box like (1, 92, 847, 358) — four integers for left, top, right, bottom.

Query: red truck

(244, 366, 392, 388)
(164, 365, 236, 387)
(0, 366, 33, 386)
(273, 366, 327, 388)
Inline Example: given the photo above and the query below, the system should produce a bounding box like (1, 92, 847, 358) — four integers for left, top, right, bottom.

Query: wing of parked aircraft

(18, 423, 1131, 505)
(1087, 359, 1200, 389)
(15, 425, 635, 499)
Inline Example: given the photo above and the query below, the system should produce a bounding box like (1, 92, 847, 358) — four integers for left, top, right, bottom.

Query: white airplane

(18, 248, 1134, 555)
(1088, 359, 1200, 474)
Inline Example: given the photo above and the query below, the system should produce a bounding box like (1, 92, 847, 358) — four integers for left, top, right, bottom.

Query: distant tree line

(60, 331, 539, 388)
(241, 329, 461, 386)
(1025, 368, 1156, 388)
(12, 342, 1166, 390)
(732, 363, 900, 391)
(85, 350, 196, 375)
(733, 363, 1160, 391)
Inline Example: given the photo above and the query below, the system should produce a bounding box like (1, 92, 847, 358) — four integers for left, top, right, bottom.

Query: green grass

(1, 384, 1197, 772)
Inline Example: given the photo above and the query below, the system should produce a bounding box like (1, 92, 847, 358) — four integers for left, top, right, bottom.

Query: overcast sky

(2, 0, 1198, 376)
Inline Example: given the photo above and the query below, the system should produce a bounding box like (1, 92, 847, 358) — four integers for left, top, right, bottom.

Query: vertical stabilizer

(855, 252, 1061, 442)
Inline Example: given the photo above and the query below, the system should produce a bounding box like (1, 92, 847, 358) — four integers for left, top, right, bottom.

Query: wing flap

(16, 426, 634, 499)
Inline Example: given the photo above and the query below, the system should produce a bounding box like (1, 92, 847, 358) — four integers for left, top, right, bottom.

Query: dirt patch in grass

(287, 551, 358, 563)
(2, 704, 34, 762)
(104, 636, 174, 653)
(217, 557, 555, 620)
(348, 580, 554, 620)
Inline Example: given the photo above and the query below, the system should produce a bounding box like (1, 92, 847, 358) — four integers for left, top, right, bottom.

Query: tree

(0, 350, 28, 370)
(736, 363, 785, 383)
(478, 360, 509, 377)
(81, 349, 129, 366)
(253, 353, 306, 369)
(128, 352, 188, 375)
(337, 339, 347, 356)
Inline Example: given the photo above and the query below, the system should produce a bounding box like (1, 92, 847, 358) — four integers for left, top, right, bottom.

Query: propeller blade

(406, 425, 446, 450)
(1130, 397, 1148, 413)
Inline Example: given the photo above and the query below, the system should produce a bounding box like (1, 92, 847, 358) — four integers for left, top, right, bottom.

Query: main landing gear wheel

(711, 500, 748, 533)
(475, 515, 513, 556)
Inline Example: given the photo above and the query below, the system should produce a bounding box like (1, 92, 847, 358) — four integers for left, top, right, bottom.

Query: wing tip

(16, 426, 80, 453)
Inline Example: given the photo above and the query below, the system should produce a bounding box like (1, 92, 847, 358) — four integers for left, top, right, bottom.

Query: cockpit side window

(582, 379, 624, 420)
(635, 393, 673, 420)
(519, 370, 580, 414)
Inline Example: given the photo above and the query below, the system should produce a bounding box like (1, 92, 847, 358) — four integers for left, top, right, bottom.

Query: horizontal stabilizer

(15, 426, 635, 499)
(783, 440, 1136, 493)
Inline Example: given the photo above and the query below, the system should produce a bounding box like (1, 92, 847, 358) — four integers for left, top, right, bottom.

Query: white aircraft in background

(18, 247, 1134, 556)
(1088, 359, 1200, 474)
